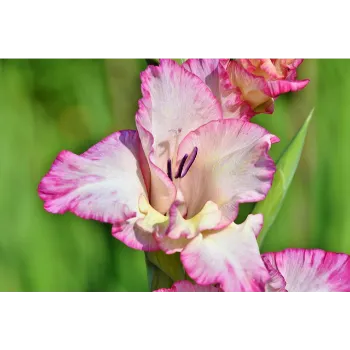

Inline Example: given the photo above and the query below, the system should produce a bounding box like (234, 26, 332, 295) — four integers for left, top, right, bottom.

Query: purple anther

(167, 159, 173, 181)
(180, 147, 198, 178)
(174, 154, 188, 179)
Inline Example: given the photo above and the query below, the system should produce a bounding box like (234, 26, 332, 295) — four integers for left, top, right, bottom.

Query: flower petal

(182, 59, 222, 102)
(226, 60, 273, 115)
(177, 119, 278, 223)
(274, 59, 304, 81)
(289, 59, 303, 69)
(112, 194, 169, 251)
(234, 59, 309, 99)
(112, 218, 160, 252)
(261, 255, 287, 292)
(284, 59, 304, 81)
(181, 214, 269, 292)
(219, 59, 230, 69)
(239, 59, 283, 79)
(136, 59, 223, 212)
(154, 280, 221, 292)
(262, 249, 350, 292)
(266, 79, 310, 98)
(259, 59, 284, 79)
(239, 59, 259, 74)
(182, 59, 245, 119)
(38, 131, 148, 224)
(134, 118, 176, 214)
(155, 201, 223, 254)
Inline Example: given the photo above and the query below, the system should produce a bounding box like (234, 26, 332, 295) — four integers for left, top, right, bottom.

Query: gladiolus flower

(226, 59, 309, 117)
(183, 59, 309, 120)
(156, 249, 350, 292)
(38, 59, 278, 291)
(239, 59, 303, 82)
(262, 249, 350, 292)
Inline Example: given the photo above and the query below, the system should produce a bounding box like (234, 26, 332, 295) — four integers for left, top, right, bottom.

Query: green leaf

(253, 109, 314, 247)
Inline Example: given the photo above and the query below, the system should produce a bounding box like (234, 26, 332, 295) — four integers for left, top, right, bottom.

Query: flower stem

(145, 255, 173, 291)
(145, 251, 185, 291)
(151, 268, 174, 291)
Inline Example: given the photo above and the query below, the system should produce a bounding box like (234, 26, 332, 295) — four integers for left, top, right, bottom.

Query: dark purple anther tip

(167, 159, 173, 180)
(180, 147, 198, 178)
(174, 154, 188, 179)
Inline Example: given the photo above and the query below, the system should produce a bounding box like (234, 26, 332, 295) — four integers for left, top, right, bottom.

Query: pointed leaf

(253, 109, 314, 247)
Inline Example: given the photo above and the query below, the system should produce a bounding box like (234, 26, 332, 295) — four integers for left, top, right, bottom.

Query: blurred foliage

(255, 109, 313, 247)
(0, 59, 348, 291)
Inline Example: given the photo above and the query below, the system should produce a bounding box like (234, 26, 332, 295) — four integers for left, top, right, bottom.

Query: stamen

(180, 147, 198, 178)
(167, 159, 173, 180)
(174, 154, 188, 179)
(169, 128, 182, 166)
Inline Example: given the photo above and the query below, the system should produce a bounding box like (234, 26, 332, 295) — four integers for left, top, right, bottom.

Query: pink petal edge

(112, 218, 160, 252)
(176, 118, 279, 224)
(154, 280, 221, 292)
(181, 214, 270, 292)
(262, 249, 350, 292)
(38, 130, 148, 224)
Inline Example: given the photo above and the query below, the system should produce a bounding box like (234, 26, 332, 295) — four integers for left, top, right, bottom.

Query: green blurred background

(0, 59, 345, 291)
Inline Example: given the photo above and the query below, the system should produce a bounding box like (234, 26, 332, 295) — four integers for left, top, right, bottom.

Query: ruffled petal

(227, 59, 309, 115)
(181, 214, 269, 292)
(112, 218, 160, 252)
(262, 255, 287, 292)
(183, 59, 245, 119)
(38, 131, 148, 224)
(111, 194, 169, 251)
(262, 249, 350, 292)
(266, 79, 310, 98)
(177, 119, 278, 223)
(226, 60, 273, 115)
(153, 281, 221, 293)
(155, 201, 223, 254)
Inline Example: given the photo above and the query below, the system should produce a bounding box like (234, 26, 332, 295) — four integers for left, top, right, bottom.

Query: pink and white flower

(226, 59, 309, 117)
(38, 59, 278, 291)
(183, 59, 309, 119)
(156, 249, 350, 292)
(262, 249, 350, 292)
